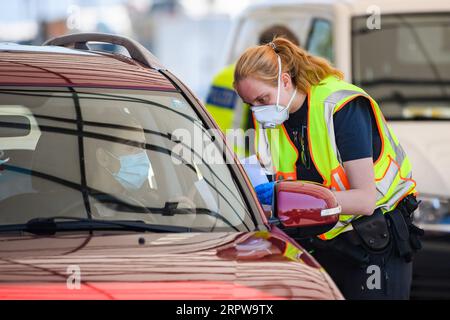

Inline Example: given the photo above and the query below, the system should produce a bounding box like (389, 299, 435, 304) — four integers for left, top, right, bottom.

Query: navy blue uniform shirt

(283, 95, 382, 184)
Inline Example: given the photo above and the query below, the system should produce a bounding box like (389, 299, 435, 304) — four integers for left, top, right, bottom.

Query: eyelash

(248, 97, 267, 106)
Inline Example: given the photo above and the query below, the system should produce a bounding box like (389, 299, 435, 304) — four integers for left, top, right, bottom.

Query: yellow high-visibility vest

(254, 75, 417, 240)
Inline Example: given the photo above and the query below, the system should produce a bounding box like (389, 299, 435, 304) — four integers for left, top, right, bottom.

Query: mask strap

(103, 148, 119, 160)
(276, 54, 297, 112)
(258, 128, 275, 176)
(276, 55, 282, 107)
(101, 149, 120, 175)
(286, 89, 297, 110)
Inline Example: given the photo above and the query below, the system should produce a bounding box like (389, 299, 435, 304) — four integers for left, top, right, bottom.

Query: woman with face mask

(233, 37, 423, 300)
(89, 121, 156, 217)
(88, 116, 196, 223)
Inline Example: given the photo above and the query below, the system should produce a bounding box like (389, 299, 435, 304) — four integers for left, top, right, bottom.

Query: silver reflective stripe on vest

(375, 119, 411, 204)
(324, 90, 366, 164)
(380, 179, 416, 210)
(376, 160, 399, 196)
(381, 119, 406, 166)
(332, 172, 346, 191)
(333, 219, 354, 232)
(257, 128, 276, 175)
(377, 163, 415, 210)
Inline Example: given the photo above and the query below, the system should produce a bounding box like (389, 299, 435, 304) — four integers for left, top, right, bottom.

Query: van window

(352, 13, 450, 120)
(228, 11, 310, 64)
(306, 19, 334, 63)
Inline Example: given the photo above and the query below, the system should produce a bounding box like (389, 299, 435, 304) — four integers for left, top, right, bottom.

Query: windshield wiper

(0, 216, 201, 235)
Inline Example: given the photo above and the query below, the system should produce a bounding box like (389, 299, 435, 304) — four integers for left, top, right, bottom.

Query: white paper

(240, 155, 269, 187)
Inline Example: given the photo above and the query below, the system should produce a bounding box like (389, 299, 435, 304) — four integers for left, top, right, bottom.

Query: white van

(223, 0, 450, 229)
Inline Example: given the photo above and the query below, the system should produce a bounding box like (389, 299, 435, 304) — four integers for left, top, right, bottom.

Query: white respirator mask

(250, 55, 297, 129)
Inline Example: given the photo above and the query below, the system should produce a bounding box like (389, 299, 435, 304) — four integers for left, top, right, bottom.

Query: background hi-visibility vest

(205, 64, 237, 132)
(254, 76, 417, 240)
(205, 64, 250, 158)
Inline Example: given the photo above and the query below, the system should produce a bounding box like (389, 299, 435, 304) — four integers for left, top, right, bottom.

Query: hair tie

(267, 41, 277, 51)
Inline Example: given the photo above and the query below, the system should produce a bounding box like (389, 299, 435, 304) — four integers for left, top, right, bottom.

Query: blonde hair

(234, 37, 343, 93)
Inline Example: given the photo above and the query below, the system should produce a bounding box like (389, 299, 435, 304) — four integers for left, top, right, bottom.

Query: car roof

(0, 43, 177, 91)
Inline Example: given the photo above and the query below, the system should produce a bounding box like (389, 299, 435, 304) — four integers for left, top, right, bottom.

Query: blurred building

(0, 0, 258, 99)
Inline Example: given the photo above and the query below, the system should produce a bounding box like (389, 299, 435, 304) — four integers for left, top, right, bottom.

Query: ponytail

(234, 37, 343, 93)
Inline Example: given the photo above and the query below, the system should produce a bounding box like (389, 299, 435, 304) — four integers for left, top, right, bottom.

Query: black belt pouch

(351, 209, 390, 251)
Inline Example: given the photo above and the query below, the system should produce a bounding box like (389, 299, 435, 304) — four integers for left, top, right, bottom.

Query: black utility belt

(310, 195, 423, 266)
(306, 212, 391, 267)
(347, 194, 421, 251)
(340, 195, 423, 263)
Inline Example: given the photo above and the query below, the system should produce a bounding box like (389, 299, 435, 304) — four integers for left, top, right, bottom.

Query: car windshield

(0, 87, 258, 232)
(352, 13, 450, 120)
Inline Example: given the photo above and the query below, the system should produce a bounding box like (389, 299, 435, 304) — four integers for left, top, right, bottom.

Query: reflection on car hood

(0, 231, 342, 300)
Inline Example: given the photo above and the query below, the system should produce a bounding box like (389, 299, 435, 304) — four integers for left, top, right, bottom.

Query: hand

(254, 182, 275, 205)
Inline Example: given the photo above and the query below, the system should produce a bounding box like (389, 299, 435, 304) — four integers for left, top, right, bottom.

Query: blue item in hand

(255, 181, 275, 205)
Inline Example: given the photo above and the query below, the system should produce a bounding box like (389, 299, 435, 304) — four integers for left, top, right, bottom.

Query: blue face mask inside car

(104, 150, 151, 190)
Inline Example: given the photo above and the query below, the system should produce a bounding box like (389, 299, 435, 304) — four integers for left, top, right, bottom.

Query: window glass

(352, 13, 450, 120)
(0, 87, 255, 232)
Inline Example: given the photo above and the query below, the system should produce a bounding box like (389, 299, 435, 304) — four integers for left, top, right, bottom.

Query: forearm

(332, 188, 376, 216)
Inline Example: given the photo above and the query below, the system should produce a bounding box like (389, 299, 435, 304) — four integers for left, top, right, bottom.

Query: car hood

(390, 122, 450, 197)
(0, 231, 342, 300)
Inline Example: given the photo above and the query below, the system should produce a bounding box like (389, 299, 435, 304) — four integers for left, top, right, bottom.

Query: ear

(96, 148, 109, 167)
(281, 72, 292, 89)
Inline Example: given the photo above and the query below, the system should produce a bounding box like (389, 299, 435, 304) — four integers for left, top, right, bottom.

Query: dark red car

(0, 34, 343, 300)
